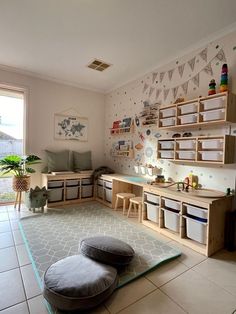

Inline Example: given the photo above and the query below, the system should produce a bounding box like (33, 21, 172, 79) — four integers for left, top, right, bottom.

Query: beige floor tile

(161, 269, 236, 314)
(193, 250, 236, 296)
(119, 289, 186, 314)
(0, 232, 14, 249)
(27, 295, 49, 314)
(8, 211, 20, 221)
(16, 244, 31, 266)
(168, 240, 207, 268)
(0, 212, 9, 222)
(146, 259, 188, 287)
(20, 264, 42, 299)
(105, 277, 157, 313)
(0, 220, 11, 233)
(0, 268, 25, 310)
(0, 246, 19, 272)
(10, 220, 20, 230)
(12, 229, 24, 245)
(89, 305, 110, 314)
(0, 302, 29, 314)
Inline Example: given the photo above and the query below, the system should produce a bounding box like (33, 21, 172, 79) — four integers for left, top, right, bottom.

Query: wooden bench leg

(123, 198, 127, 215)
(114, 197, 119, 211)
(138, 203, 142, 223)
(127, 201, 132, 218)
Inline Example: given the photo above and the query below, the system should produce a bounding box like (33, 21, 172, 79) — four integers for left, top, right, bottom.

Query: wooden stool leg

(127, 201, 132, 218)
(18, 192, 22, 212)
(123, 198, 127, 215)
(114, 197, 119, 211)
(138, 203, 142, 223)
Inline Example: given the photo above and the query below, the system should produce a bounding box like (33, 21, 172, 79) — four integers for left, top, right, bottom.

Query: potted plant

(0, 154, 41, 193)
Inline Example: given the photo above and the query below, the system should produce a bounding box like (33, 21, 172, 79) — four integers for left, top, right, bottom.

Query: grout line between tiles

(159, 288, 189, 314)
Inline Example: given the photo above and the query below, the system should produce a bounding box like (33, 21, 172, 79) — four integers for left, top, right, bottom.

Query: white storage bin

(82, 178, 92, 185)
(185, 216, 207, 244)
(97, 185, 104, 199)
(48, 181, 64, 188)
(66, 186, 79, 200)
(146, 202, 159, 223)
(199, 151, 223, 161)
(160, 117, 176, 127)
(159, 141, 175, 149)
(48, 188, 64, 202)
(104, 181, 112, 189)
(163, 209, 180, 232)
(140, 166, 146, 175)
(200, 139, 223, 150)
(159, 150, 174, 159)
(81, 185, 93, 198)
(201, 96, 225, 111)
(160, 107, 176, 118)
(179, 113, 198, 125)
(185, 204, 208, 220)
(105, 188, 112, 203)
(177, 151, 195, 160)
(66, 180, 79, 187)
(134, 165, 139, 174)
(177, 140, 196, 150)
(179, 102, 198, 114)
(163, 198, 180, 211)
(145, 193, 159, 205)
(200, 109, 225, 121)
(146, 167, 161, 176)
(98, 179, 103, 186)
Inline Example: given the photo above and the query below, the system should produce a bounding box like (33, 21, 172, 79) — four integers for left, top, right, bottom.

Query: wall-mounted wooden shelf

(110, 121, 134, 135)
(157, 135, 235, 164)
(112, 149, 134, 158)
(158, 92, 236, 130)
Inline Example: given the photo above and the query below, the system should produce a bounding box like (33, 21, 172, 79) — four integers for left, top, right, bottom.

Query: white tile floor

(0, 203, 236, 314)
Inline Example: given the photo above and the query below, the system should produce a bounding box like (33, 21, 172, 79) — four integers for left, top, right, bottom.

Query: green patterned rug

(20, 201, 181, 289)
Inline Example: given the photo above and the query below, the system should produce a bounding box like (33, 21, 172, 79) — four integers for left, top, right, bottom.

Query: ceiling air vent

(87, 59, 111, 72)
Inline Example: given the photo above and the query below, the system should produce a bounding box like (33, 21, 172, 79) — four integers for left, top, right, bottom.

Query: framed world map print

(54, 114, 88, 141)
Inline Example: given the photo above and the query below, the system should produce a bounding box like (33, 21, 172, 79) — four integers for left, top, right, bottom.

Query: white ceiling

(0, 0, 236, 93)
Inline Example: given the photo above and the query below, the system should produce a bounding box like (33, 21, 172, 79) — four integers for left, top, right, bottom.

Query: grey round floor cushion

(43, 255, 118, 311)
(80, 236, 135, 266)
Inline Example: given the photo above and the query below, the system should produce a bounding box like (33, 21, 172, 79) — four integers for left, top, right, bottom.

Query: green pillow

(73, 151, 92, 171)
(45, 150, 70, 172)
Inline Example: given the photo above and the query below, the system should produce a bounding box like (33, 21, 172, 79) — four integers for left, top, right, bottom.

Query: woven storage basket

(12, 176, 30, 192)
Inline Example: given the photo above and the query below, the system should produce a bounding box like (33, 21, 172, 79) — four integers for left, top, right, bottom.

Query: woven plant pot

(12, 176, 30, 192)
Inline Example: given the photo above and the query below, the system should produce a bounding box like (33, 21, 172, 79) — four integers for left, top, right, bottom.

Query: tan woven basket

(12, 176, 30, 192)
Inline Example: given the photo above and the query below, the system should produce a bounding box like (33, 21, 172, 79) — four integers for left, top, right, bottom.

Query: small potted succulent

(0, 154, 41, 192)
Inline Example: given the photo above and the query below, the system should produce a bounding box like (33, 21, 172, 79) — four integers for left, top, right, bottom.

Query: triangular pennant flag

(152, 72, 158, 84)
(192, 73, 200, 87)
(203, 62, 213, 76)
(155, 88, 162, 100)
(178, 64, 185, 77)
(188, 57, 196, 71)
(168, 69, 174, 81)
(199, 48, 208, 62)
(215, 49, 226, 62)
(172, 86, 179, 99)
(163, 89, 170, 101)
(160, 72, 165, 83)
(181, 81, 189, 95)
(149, 86, 155, 97)
(143, 83, 149, 93)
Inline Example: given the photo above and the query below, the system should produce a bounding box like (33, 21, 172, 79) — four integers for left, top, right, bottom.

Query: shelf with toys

(110, 118, 134, 135)
(139, 101, 159, 127)
(111, 140, 134, 158)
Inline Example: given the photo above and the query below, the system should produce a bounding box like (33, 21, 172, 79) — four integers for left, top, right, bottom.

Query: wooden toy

(220, 63, 228, 92)
(208, 79, 216, 95)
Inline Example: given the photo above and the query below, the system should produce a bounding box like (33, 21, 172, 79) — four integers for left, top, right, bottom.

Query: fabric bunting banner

(192, 73, 200, 87)
(203, 62, 213, 76)
(163, 89, 170, 101)
(160, 72, 165, 83)
(178, 64, 185, 77)
(152, 72, 158, 84)
(181, 81, 189, 95)
(199, 48, 208, 62)
(149, 86, 155, 97)
(172, 86, 179, 99)
(143, 83, 149, 93)
(155, 88, 162, 100)
(168, 69, 174, 81)
(215, 49, 226, 62)
(188, 57, 196, 71)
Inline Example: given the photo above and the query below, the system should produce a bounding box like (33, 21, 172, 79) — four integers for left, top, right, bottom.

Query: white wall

(0, 68, 105, 187)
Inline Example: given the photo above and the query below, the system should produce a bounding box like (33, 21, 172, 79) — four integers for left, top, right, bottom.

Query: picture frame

(54, 113, 88, 141)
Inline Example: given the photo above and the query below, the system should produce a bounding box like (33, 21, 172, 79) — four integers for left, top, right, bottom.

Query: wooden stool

(127, 196, 143, 223)
(114, 193, 136, 214)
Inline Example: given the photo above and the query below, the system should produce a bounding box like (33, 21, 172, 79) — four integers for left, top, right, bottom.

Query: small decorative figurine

(208, 79, 216, 95)
(25, 186, 48, 213)
(220, 63, 228, 92)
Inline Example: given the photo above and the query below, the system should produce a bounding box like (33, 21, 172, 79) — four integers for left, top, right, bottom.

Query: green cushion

(73, 151, 92, 171)
(45, 150, 70, 172)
